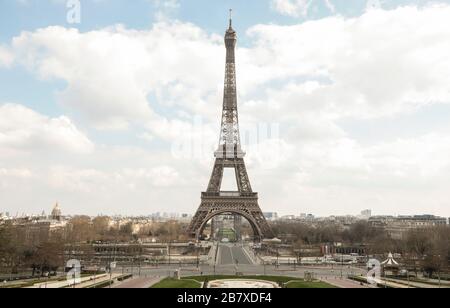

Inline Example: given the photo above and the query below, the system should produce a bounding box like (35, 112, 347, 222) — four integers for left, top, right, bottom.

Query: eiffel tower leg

(207, 159, 224, 193)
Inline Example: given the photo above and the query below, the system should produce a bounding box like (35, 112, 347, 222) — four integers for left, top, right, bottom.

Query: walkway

(113, 277, 163, 288)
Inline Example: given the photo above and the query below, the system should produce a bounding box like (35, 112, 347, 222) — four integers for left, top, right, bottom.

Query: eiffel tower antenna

(229, 9, 233, 28)
(188, 13, 273, 242)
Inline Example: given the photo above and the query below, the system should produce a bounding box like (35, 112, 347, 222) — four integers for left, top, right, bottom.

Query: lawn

(151, 278, 202, 289)
(286, 281, 337, 288)
(185, 275, 295, 283)
(183, 275, 336, 288)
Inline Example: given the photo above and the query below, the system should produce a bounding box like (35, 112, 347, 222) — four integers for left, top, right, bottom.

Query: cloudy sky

(1, 0, 450, 217)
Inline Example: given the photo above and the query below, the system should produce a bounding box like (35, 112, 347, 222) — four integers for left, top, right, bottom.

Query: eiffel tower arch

(188, 12, 273, 241)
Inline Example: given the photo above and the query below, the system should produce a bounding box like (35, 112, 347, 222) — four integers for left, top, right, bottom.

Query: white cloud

(271, 0, 336, 17)
(2, 5, 450, 217)
(245, 5, 450, 119)
(271, 0, 313, 17)
(279, 132, 450, 216)
(10, 6, 450, 133)
(0, 46, 14, 67)
(0, 168, 33, 190)
(0, 168, 32, 178)
(11, 23, 223, 131)
(0, 103, 94, 154)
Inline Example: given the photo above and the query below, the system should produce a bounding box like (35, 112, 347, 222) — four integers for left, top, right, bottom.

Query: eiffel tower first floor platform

(187, 192, 273, 241)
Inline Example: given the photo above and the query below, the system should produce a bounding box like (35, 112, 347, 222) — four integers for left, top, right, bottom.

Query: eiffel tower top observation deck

(216, 9, 245, 159)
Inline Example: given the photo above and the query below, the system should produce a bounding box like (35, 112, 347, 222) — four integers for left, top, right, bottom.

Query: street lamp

(438, 255, 442, 289)
(407, 271, 410, 289)
(196, 246, 200, 269)
(138, 248, 142, 277)
(276, 246, 280, 269)
(168, 241, 171, 266)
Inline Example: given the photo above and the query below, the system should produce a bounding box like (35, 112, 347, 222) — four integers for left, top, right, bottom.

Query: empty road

(217, 244, 253, 265)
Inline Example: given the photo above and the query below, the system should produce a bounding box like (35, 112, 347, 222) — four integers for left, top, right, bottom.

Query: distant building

(369, 215, 448, 240)
(3, 204, 68, 245)
(179, 213, 193, 223)
(263, 212, 278, 221)
(0, 212, 8, 222)
(280, 215, 296, 221)
(51, 203, 62, 221)
(360, 209, 372, 220)
(306, 214, 315, 220)
(295, 214, 314, 221)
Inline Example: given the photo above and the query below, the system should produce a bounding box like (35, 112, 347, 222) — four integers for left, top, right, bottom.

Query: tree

(342, 221, 378, 244)
(405, 227, 450, 277)
(92, 216, 111, 239)
(120, 222, 134, 236)
(0, 224, 25, 276)
(27, 241, 64, 276)
(68, 216, 93, 243)
(423, 227, 450, 277)
(406, 229, 433, 257)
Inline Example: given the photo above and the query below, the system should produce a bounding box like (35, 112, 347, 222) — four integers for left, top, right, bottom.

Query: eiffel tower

(188, 12, 273, 241)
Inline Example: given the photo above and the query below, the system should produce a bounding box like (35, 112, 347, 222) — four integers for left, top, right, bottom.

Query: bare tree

(67, 216, 94, 243)
(92, 216, 111, 239)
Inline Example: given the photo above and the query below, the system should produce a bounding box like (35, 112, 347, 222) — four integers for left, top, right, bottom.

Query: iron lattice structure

(188, 15, 273, 241)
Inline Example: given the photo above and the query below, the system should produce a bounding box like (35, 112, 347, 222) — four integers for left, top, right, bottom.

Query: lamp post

(137, 244, 142, 277)
(73, 269, 76, 289)
(276, 246, 279, 269)
(438, 270, 441, 289)
(407, 271, 410, 289)
(168, 241, 171, 266)
(196, 246, 200, 270)
(438, 255, 442, 289)
(93, 265, 98, 288)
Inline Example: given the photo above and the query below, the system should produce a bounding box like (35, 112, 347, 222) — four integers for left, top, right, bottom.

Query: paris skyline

(1, 0, 450, 218)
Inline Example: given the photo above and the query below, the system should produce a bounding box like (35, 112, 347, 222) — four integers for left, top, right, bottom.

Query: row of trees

(0, 217, 188, 278)
(271, 220, 450, 276)
(67, 216, 188, 243)
(0, 225, 65, 277)
(2, 217, 448, 277)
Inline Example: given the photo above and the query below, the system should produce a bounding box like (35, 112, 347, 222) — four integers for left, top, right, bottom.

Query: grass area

(151, 278, 202, 289)
(387, 276, 450, 287)
(286, 281, 337, 288)
(0, 277, 61, 289)
(0, 282, 35, 289)
(0, 272, 108, 289)
(183, 275, 336, 289)
(218, 228, 237, 242)
(185, 275, 294, 283)
(349, 276, 396, 289)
